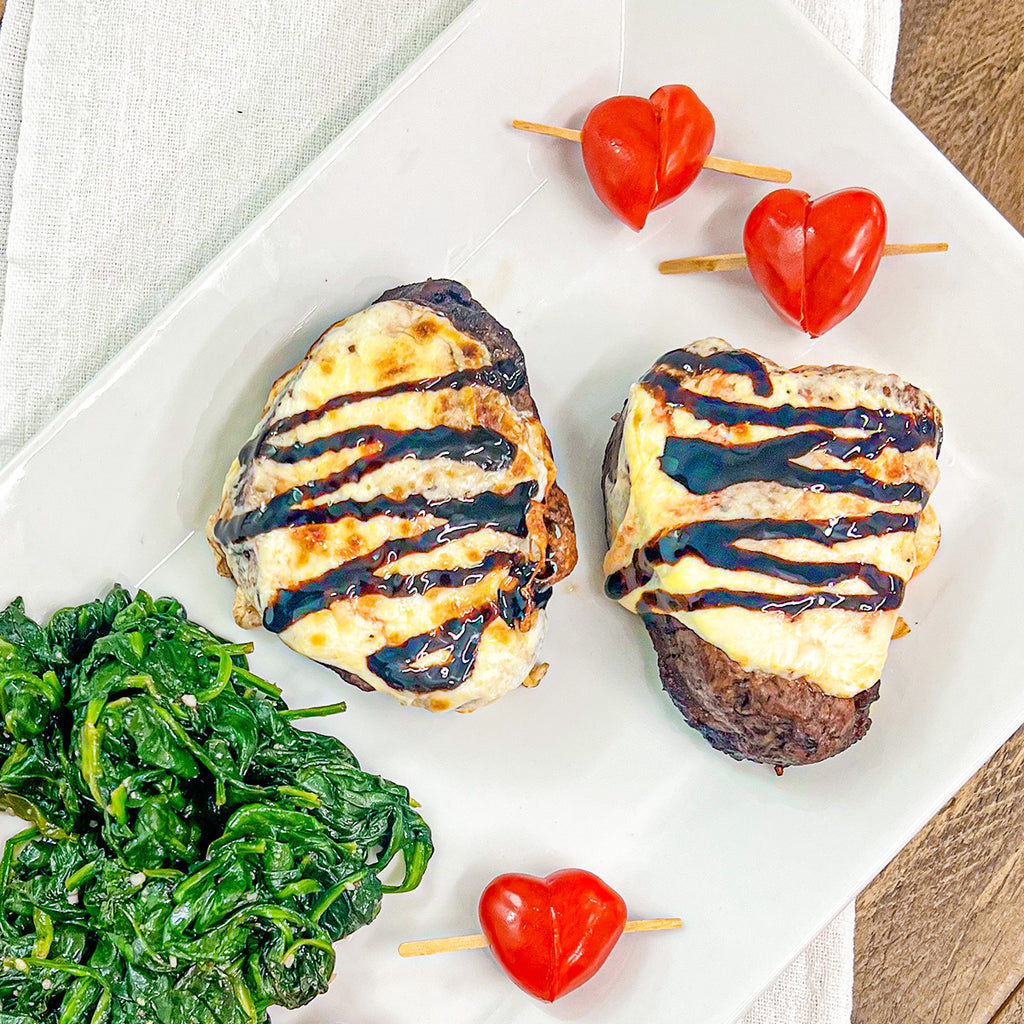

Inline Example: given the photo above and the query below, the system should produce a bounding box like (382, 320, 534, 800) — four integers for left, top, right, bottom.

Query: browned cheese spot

(412, 319, 439, 341)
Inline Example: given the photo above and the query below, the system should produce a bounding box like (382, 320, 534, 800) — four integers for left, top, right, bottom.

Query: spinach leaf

(0, 588, 432, 1024)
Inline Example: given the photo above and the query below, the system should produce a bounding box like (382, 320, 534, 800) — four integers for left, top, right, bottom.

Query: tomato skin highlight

(581, 96, 659, 231)
(744, 188, 809, 330)
(650, 84, 715, 208)
(478, 868, 628, 1001)
(743, 187, 888, 336)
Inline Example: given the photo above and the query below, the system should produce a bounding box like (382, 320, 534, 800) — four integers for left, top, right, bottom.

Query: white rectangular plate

(2, 1, 1020, 1021)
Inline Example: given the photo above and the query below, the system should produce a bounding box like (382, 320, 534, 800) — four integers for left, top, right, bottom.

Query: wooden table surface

(0, 0, 1016, 1019)
(855, 1, 1024, 1022)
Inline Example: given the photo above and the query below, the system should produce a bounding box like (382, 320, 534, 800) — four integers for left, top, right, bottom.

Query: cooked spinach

(0, 587, 432, 1023)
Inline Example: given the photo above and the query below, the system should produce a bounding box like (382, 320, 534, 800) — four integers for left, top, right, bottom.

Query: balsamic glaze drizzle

(368, 609, 495, 693)
(263, 423, 516, 470)
(607, 513, 915, 614)
(216, 348, 546, 693)
(660, 434, 925, 504)
(641, 366, 939, 452)
(651, 348, 774, 397)
(215, 483, 535, 547)
(265, 540, 518, 634)
(238, 359, 526, 467)
(610, 348, 938, 619)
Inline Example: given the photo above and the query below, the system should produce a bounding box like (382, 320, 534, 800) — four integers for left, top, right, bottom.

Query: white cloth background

(0, 0, 900, 1020)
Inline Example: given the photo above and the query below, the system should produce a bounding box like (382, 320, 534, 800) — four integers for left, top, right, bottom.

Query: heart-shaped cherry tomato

(743, 187, 887, 336)
(581, 86, 715, 230)
(478, 868, 627, 1001)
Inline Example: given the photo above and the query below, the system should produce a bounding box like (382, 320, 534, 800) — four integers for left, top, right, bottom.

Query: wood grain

(891, 0, 1024, 233)
(855, 5, 1024, 1019)
(855, 726, 1024, 1023)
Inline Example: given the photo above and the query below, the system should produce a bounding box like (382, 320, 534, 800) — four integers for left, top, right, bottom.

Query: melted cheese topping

(209, 299, 559, 712)
(604, 338, 942, 697)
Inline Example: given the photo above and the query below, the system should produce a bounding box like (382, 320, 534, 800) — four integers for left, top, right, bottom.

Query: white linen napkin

(0, 0, 899, 1021)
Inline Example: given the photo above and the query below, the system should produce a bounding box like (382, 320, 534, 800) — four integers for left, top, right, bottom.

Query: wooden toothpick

(398, 917, 682, 958)
(400, 933, 489, 956)
(512, 120, 581, 143)
(512, 120, 792, 184)
(659, 253, 751, 275)
(702, 155, 792, 183)
(658, 242, 949, 275)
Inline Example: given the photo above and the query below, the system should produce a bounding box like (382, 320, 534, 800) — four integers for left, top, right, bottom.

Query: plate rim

(1, 2, 1022, 1021)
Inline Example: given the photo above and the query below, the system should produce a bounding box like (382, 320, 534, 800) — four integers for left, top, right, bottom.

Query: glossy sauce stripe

(611, 348, 938, 618)
(263, 423, 515, 468)
(608, 513, 915, 614)
(237, 359, 527, 468)
(660, 433, 925, 504)
(642, 355, 939, 450)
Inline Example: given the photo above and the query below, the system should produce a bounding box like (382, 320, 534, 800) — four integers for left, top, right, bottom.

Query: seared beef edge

(643, 613, 880, 767)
